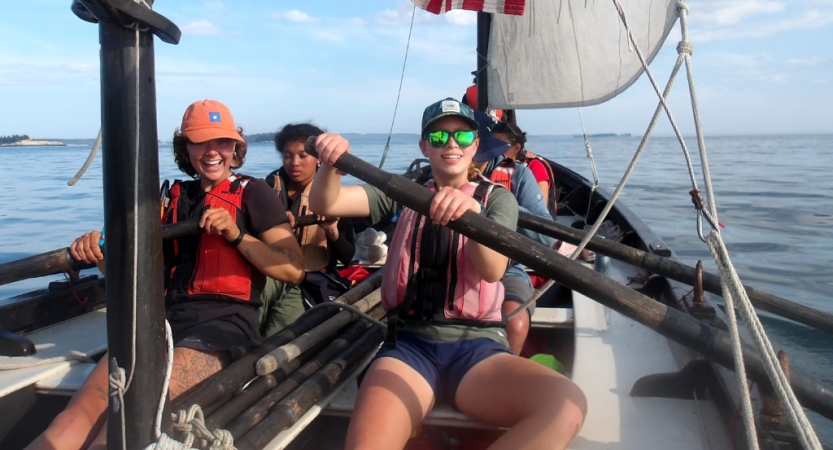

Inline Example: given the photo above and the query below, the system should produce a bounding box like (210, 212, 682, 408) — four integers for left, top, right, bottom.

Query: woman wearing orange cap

(26, 100, 305, 450)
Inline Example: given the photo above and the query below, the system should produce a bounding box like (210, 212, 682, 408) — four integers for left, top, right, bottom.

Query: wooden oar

(235, 324, 385, 450)
(171, 270, 383, 412)
(0, 218, 201, 287)
(305, 141, 833, 421)
(256, 289, 382, 375)
(517, 211, 833, 335)
(293, 214, 336, 229)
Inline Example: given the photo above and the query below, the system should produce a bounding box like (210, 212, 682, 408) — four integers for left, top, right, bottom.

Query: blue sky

(1, 0, 831, 139)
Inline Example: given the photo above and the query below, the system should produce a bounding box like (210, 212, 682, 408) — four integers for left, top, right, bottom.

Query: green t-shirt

(361, 182, 518, 346)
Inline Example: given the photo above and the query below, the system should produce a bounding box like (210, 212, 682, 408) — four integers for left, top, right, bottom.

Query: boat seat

(0, 309, 106, 398)
(530, 307, 574, 329)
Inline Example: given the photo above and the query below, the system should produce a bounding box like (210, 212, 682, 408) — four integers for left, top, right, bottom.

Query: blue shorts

(360, 332, 512, 404)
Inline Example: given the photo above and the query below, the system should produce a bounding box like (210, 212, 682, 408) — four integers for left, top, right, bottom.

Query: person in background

(309, 97, 586, 450)
(493, 120, 595, 263)
(264, 123, 355, 327)
(471, 110, 557, 355)
(26, 99, 305, 450)
(492, 121, 557, 213)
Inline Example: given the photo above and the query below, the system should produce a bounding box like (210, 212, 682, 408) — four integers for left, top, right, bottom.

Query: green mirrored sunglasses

(425, 130, 477, 148)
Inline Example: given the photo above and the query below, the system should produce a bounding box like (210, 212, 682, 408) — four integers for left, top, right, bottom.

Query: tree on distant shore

(0, 134, 30, 144)
(244, 132, 276, 143)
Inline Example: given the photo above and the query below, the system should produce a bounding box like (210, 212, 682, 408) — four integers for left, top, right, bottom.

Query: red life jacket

(488, 159, 515, 191)
(381, 179, 505, 327)
(525, 155, 558, 216)
(464, 85, 504, 121)
(162, 175, 257, 304)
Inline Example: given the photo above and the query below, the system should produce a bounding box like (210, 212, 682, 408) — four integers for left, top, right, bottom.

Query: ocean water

(1, 134, 832, 444)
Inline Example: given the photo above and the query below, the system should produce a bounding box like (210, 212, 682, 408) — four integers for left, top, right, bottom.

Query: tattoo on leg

(169, 349, 228, 400)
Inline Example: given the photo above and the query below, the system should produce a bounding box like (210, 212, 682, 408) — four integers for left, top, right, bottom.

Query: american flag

(411, 0, 525, 15)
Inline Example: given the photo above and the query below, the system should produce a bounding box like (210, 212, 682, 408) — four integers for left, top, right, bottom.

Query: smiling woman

(24, 99, 306, 450)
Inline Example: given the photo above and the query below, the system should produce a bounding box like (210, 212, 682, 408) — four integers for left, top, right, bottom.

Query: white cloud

(696, 1, 786, 26)
(181, 20, 222, 36)
(445, 10, 477, 26)
(374, 0, 436, 26)
(277, 10, 321, 23)
(786, 57, 827, 67)
(689, 1, 833, 42)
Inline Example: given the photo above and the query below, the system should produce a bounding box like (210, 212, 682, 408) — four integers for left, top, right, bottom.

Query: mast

(71, 1, 180, 449)
(475, 12, 491, 113)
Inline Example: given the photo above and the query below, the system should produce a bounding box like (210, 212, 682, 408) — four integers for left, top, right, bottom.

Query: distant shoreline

(0, 139, 66, 147)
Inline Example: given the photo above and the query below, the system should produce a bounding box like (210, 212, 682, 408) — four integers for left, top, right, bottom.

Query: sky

(1, 0, 831, 140)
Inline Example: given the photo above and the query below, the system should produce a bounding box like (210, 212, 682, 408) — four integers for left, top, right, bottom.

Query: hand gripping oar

(517, 211, 833, 336)
(0, 218, 201, 287)
(304, 139, 833, 422)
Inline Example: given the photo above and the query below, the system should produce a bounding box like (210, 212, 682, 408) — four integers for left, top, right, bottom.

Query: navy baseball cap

(421, 98, 479, 135)
(472, 110, 510, 163)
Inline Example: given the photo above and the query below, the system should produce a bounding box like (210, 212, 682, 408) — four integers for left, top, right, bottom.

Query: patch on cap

(441, 100, 462, 114)
(209, 112, 222, 123)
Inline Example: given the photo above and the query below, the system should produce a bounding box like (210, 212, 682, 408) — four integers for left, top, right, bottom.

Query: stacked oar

(171, 271, 386, 449)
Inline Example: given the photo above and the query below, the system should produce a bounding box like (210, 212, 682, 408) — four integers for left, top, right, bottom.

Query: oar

(0, 218, 201, 287)
(293, 214, 336, 229)
(517, 211, 833, 335)
(305, 140, 833, 422)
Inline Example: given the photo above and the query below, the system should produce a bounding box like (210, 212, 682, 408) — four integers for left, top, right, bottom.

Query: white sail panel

(487, 0, 678, 109)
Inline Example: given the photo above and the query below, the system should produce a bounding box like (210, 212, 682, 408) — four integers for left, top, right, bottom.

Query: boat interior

(0, 160, 768, 450)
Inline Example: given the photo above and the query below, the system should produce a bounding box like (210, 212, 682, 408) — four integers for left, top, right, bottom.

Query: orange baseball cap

(180, 99, 244, 143)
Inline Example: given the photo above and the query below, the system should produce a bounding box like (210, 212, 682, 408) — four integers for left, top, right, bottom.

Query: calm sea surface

(2, 134, 832, 444)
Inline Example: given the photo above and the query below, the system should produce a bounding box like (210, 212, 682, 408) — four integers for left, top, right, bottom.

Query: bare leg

(344, 357, 435, 450)
(455, 353, 586, 450)
(503, 300, 530, 355)
(25, 356, 110, 450)
(27, 347, 228, 450)
(168, 347, 229, 401)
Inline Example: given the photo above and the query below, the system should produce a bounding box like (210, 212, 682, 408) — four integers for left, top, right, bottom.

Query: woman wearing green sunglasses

(309, 98, 586, 450)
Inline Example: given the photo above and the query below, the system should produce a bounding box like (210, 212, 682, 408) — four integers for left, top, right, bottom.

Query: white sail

(487, 0, 678, 109)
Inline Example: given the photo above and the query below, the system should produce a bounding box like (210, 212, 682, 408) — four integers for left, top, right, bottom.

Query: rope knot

(675, 1, 690, 15)
(109, 364, 127, 413)
(677, 41, 694, 55)
(688, 188, 705, 211)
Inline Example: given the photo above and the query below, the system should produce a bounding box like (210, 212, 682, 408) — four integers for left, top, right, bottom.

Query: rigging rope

(599, 1, 823, 448)
(378, 3, 416, 170)
(67, 129, 102, 186)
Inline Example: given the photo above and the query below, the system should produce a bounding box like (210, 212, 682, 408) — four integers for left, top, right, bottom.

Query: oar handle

(293, 214, 336, 229)
(518, 211, 833, 335)
(0, 218, 202, 287)
(304, 137, 833, 422)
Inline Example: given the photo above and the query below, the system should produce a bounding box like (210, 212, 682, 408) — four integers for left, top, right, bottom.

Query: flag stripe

(411, 0, 525, 15)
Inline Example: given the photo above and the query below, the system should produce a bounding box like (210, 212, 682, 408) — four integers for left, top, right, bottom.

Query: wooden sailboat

(1, 1, 832, 449)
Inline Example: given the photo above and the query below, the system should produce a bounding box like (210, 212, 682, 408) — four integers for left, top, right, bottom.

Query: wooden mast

(72, 1, 180, 448)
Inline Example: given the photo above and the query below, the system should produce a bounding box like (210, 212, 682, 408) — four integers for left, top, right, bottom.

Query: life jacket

(382, 179, 505, 347)
(524, 154, 559, 216)
(491, 156, 559, 216)
(269, 169, 330, 272)
(488, 158, 515, 191)
(162, 175, 258, 304)
(464, 85, 504, 121)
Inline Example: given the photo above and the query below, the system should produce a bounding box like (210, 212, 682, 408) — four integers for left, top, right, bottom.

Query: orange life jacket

(464, 85, 504, 121)
(162, 176, 257, 304)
